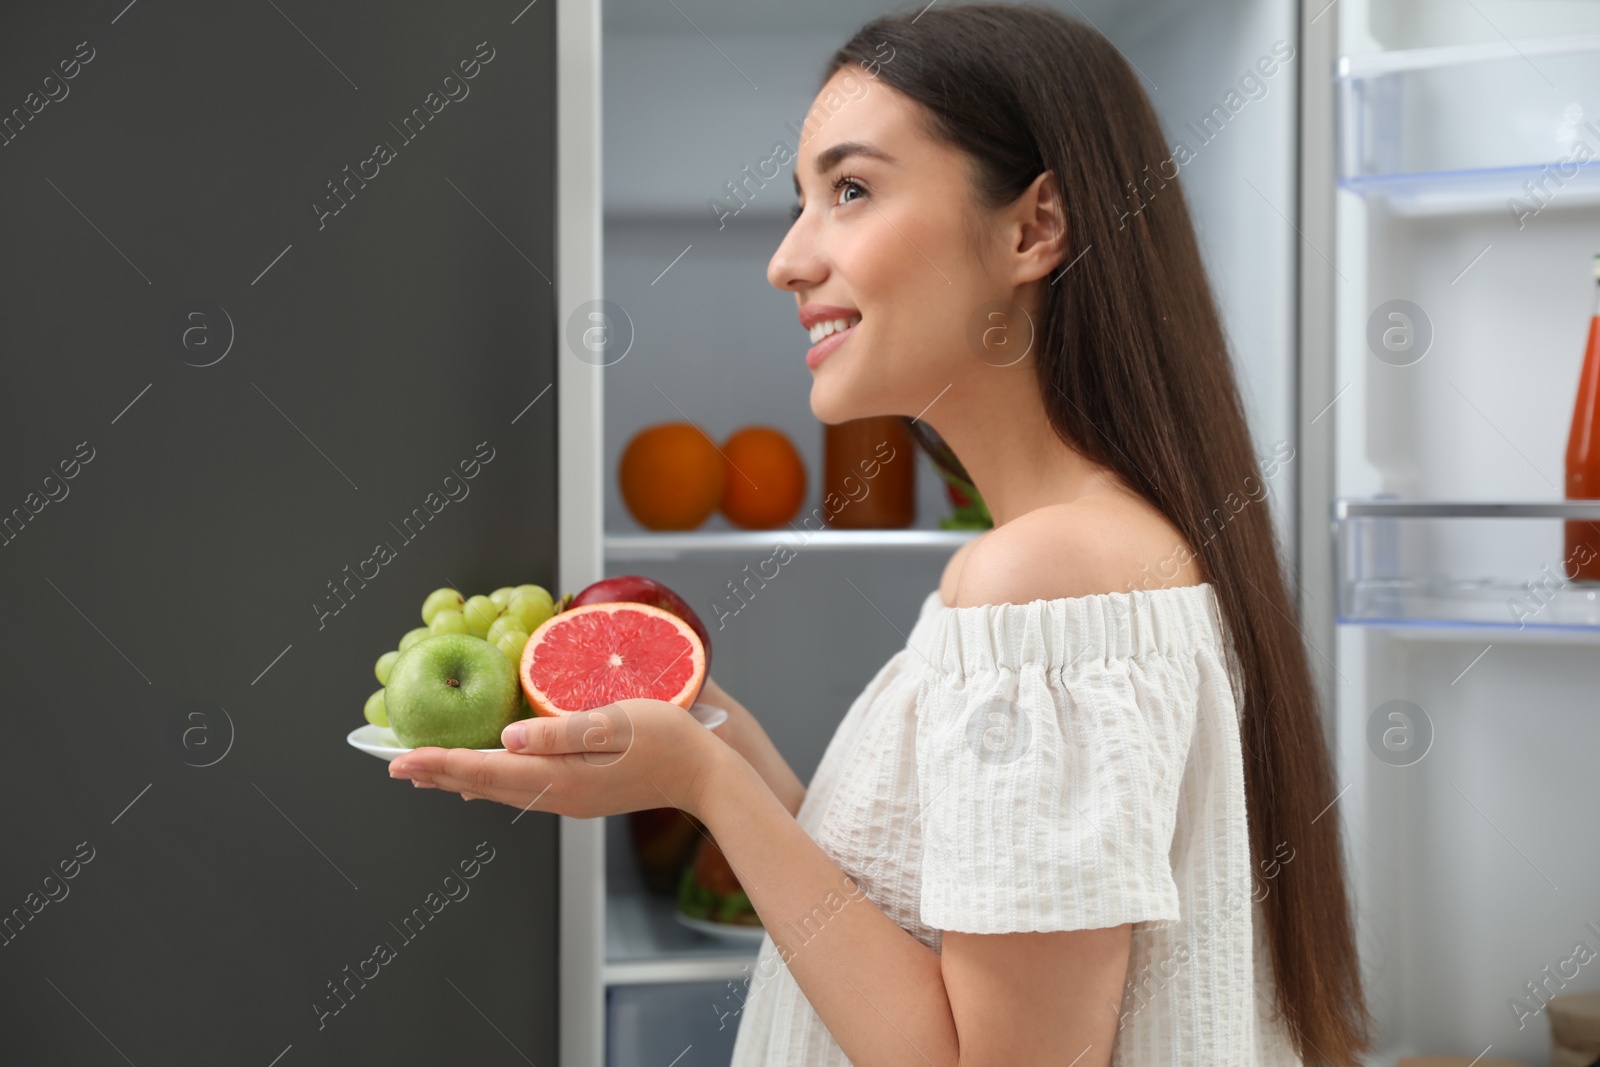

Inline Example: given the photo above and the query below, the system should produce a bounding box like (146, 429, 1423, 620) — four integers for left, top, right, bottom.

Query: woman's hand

(387, 698, 729, 821)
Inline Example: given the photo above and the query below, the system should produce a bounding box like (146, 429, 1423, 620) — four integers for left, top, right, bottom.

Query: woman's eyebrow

(791, 140, 897, 196)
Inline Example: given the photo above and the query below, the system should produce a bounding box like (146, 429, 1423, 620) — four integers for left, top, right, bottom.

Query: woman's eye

(833, 179, 865, 207)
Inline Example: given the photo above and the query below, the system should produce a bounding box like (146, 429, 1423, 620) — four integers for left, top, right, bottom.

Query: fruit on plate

(719, 426, 806, 530)
(374, 650, 400, 686)
(505, 588, 555, 633)
(462, 595, 499, 636)
(399, 627, 431, 653)
(364, 688, 388, 728)
(677, 837, 761, 927)
(420, 587, 465, 625)
(429, 608, 470, 636)
(494, 629, 531, 665)
(485, 615, 525, 646)
(520, 601, 706, 716)
(619, 422, 724, 531)
(363, 581, 557, 743)
(385, 633, 522, 749)
(569, 575, 712, 671)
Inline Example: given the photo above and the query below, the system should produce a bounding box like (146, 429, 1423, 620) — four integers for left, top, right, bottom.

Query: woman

(389, 4, 1371, 1064)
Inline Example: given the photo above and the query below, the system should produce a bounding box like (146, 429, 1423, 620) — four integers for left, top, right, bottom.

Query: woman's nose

(768, 216, 825, 292)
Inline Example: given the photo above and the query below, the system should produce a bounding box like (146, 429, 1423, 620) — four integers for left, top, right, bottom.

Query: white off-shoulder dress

(727, 584, 1304, 1066)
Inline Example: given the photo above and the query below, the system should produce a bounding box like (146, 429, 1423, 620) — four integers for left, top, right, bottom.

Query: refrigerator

(0, 1, 562, 1063)
(578, 0, 1600, 1065)
(1314, 2, 1600, 1065)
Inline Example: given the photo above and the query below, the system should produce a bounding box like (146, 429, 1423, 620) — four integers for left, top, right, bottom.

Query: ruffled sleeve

(912, 584, 1227, 935)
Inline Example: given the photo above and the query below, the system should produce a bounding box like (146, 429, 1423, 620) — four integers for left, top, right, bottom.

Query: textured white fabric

(727, 584, 1304, 1066)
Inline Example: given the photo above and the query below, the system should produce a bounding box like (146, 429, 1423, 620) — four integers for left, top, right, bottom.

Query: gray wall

(0, 2, 560, 1063)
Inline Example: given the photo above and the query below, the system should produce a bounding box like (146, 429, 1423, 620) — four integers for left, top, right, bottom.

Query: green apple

(385, 634, 521, 749)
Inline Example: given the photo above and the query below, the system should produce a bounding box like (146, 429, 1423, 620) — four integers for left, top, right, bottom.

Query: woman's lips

(806, 321, 857, 369)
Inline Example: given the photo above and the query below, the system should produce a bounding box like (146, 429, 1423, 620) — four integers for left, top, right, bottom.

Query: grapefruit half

(520, 601, 706, 716)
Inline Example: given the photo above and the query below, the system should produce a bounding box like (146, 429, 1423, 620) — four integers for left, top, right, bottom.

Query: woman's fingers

(504, 705, 636, 757)
(396, 748, 566, 814)
(436, 749, 532, 792)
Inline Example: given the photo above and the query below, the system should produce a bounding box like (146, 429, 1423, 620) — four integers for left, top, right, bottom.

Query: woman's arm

(699, 675, 806, 816)
(699, 742, 1133, 1067)
(392, 694, 1132, 1063)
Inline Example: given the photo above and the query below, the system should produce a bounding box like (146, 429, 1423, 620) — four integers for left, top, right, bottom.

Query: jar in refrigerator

(822, 416, 915, 528)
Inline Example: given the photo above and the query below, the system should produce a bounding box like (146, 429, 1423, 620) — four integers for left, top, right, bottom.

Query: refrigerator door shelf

(1334, 498, 1600, 636)
(1336, 34, 1600, 213)
(1338, 576, 1600, 636)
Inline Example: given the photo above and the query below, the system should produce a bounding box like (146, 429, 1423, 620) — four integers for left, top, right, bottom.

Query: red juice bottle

(1565, 253, 1600, 582)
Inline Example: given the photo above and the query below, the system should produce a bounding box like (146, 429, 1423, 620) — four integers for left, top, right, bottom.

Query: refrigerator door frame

(1297, 0, 1341, 745)
(557, 0, 607, 1064)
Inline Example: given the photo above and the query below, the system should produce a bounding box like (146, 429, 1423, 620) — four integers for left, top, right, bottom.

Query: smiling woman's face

(769, 67, 1015, 425)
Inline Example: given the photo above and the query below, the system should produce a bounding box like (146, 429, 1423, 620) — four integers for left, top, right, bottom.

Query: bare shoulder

(938, 531, 986, 607)
(945, 494, 1204, 608)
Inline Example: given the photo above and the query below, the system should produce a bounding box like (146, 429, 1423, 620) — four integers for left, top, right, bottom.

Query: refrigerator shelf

(605, 528, 979, 562)
(1334, 500, 1600, 520)
(1336, 33, 1600, 212)
(1338, 577, 1600, 636)
(1334, 499, 1600, 635)
(1337, 161, 1600, 216)
(604, 884, 758, 986)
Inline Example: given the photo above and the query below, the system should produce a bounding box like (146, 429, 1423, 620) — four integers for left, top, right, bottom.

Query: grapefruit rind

(519, 601, 706, 717)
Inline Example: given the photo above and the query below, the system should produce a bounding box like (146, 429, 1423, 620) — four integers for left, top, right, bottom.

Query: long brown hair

(827, 6, 1371, 1063)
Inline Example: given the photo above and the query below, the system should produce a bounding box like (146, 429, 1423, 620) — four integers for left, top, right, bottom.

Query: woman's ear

(1011, 170, 1069, 284)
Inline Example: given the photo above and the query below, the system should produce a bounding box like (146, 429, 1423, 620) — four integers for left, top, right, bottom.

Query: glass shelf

(1337, 161, 1600, 216)
(605, 528, 979, 562)
(1335, 33, 1600, 212)
(1334, 499, 1600, 636)
(604, 884, 759, 986)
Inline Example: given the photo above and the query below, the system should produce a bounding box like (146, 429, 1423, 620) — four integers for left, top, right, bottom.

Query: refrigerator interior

(592, 0, 1302, 1063)
(1332, 1, 1600, 1064)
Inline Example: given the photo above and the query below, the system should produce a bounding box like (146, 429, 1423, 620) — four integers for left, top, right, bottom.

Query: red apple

(569, 575, 712, 671)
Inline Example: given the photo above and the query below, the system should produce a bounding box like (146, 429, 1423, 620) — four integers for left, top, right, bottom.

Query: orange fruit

(519, 602, 706, 716)
(720, 426, 806, 529)
(619, 422, 723, 530)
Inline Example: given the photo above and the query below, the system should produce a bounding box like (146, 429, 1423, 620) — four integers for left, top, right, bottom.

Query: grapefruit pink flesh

(520, 602, 705, 716)
(568, 575, 712, 671)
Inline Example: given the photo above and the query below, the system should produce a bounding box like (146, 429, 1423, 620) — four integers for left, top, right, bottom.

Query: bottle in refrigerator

(1564, 253, 1600, 582)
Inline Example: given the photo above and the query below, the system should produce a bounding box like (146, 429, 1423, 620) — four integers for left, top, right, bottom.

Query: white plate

(347, 702, 729, 762)
(346, 724, 504, 760)
(673, 912, 768, 944)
